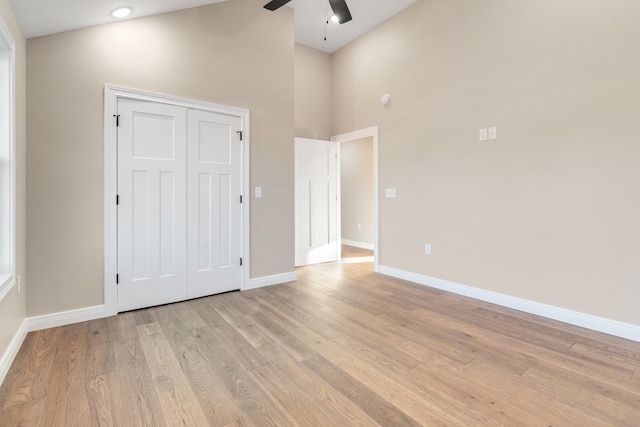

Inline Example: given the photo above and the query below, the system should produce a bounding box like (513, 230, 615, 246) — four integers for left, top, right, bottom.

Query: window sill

(0, 273, 15, 302)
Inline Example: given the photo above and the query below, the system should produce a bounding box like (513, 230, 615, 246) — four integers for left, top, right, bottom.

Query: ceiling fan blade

(329, 0, 352, 24)
(264, 0, 292, 11)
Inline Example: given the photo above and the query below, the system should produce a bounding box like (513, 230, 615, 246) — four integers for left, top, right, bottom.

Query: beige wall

(26, 0, 294, 316)
(340, 137, 374, 245)
(294, 43, 331, 140)
(0, 0, 26, 360)
(331, 0, 640, 326)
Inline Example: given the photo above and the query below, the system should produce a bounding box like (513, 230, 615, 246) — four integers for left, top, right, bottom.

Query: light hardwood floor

(341, 245, 373, 258)
(1, 258, 639, 426)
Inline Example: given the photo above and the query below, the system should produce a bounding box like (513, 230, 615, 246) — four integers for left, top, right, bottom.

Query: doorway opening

(293, 126, 378, 271)
(338, 135, 375, 265)
(333, 126, 378, 271)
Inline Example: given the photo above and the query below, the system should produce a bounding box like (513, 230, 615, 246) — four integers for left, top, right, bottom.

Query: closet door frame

(103, 85, 250, 316)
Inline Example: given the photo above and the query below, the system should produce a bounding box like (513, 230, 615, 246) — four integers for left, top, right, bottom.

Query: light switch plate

(385, 188, 397, 198)
(488, 127, 497, 140)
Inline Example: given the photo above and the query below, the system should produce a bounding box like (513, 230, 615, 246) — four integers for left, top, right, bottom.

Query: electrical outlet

(488, 127, 497, 140)
(479, 128, 488, 141)
(17, 275, 22, 295)
(424, 244, 432, 255)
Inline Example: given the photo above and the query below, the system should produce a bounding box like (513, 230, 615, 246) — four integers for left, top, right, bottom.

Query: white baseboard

(0, 319, 28, 386)
(379, 265, 640, 343)
(245, 271, 297, 291)
(27, 305, 106, 332)
(341, 239, 374, 250)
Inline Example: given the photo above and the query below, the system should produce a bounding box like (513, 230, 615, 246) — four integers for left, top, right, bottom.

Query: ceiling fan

(264, 0, 353, 24)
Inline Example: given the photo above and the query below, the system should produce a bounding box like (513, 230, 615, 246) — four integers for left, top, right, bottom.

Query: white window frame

(0, 15, 16, 301)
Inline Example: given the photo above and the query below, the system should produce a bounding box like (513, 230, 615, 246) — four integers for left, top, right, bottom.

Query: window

(0, 15, 15, 301)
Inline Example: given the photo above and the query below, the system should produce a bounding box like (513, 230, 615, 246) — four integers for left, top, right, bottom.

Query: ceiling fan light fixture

(328, 0, 352, 24)
(110, 6, 132, 19)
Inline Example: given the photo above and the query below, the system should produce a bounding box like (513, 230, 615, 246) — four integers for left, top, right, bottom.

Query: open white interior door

(294, 138, 338, 267)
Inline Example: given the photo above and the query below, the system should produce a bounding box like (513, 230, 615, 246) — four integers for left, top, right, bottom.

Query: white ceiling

(10, 0, 416, 54)
(287, 0, 416, 53)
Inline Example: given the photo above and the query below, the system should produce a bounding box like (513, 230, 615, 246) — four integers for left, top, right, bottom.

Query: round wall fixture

(381, 93, 392, 106)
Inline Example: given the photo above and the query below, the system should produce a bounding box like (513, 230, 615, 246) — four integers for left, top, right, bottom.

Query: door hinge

(116, 274, 119, 284)
(240, 195, 243, 203)
(236, 130, 243, 141)
(240, 258, 243, 266)
(113, 114, 120, 127)
(116, 194, 120, 205)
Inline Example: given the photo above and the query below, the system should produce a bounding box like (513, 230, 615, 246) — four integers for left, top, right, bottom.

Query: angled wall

(0, 0, 26, 375)
(26, 0, 295, 316)
(332, 0, 640, 327)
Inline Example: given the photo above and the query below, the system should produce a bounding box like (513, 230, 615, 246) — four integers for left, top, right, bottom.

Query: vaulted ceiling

(10, 0, 415, 53)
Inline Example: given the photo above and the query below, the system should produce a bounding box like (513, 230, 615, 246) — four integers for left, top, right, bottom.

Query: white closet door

(186, 109, 242, 298)
(295, 138, 338, 267)
(117, 99, 188, 311)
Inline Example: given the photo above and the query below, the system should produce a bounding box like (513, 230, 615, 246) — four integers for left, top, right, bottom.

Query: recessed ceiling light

(330, 15, 340, 23)
(110, 7, 132, 19)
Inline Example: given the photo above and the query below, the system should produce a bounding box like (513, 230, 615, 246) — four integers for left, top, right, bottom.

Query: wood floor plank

(85, 372, 118, 427)
(2, 258, 640, 425)
(190, 296, 235, 329)
(0, 397, 45, 427)
(248, 310, 319, 362)
(250, 288, 344, 340)
(222, 416, 258, 427)
(445, 358, 620, 426)
(275, 360, 381, 426)
(106, 312, 139, 341)
(214, 303, 276, 349)
(85, 330, 117, 380)
(250, 362, 344, 426)
(408, 306, 637, 391)
(522, 366, 640, 425)
(176, 341, 247, 426)
(273, 284, 407, 347)
(258, 286, 536, 425)
(152, 304, 249, 426)
(188, 327, 299, 426)
(308, 341, 468, 426)
(136, 322, 210, 426)
(405, 356, 547, 426)
(0, 328, 61, 411)
(336, 331, 421, 370)
(41, 323, 92, 427)
(113, 337, 167, 427)
(210, 323, 271, 371)
(303, 355, 424, 427)
(277, 282, 407, 345)
(569, 340, 640, 372)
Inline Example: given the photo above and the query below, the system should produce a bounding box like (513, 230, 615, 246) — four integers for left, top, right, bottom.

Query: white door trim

(331, 126, 379, 272)
(103, 85, 250, 316)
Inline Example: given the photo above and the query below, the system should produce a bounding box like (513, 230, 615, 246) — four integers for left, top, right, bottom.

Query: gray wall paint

(26, 0, 294, 316)
(0, 0, 27, 367)
(332, 0, 640, 326)
(340, 137, 374, 246)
